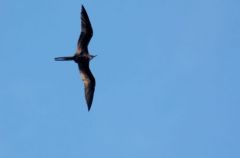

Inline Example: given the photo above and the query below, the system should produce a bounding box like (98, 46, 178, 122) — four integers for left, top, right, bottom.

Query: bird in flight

(55, 5, 96, 111)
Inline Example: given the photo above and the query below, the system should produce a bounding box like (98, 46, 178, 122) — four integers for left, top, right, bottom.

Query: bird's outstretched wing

(77, 5, 93, 53)
(78, 63, 95, 111)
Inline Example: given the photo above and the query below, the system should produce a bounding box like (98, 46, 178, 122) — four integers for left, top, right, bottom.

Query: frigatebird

(55, 5, 96, 111)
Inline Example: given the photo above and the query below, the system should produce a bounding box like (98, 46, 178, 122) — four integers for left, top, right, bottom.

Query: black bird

(55, 5, 96, 111)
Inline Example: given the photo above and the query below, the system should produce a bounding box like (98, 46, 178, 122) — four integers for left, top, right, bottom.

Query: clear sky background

(0, 0, 239, 158)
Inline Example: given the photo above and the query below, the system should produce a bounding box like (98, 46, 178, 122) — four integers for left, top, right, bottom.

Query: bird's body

(55, 5, 96, 111)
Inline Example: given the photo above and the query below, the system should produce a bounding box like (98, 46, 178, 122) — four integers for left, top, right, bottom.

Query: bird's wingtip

(87, 106, 91, 112)
(87, 103, 92, 111)
(81, 4, 85, 10)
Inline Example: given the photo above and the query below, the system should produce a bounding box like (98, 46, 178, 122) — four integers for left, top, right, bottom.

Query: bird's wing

(77, 5, 93, 53)
(78, 64, 95, 111)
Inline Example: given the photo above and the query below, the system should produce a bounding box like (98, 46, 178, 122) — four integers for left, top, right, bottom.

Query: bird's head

(89, 54, 97, 60)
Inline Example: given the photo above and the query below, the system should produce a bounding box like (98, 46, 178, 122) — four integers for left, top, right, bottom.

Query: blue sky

(0, 0, 240, 158)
